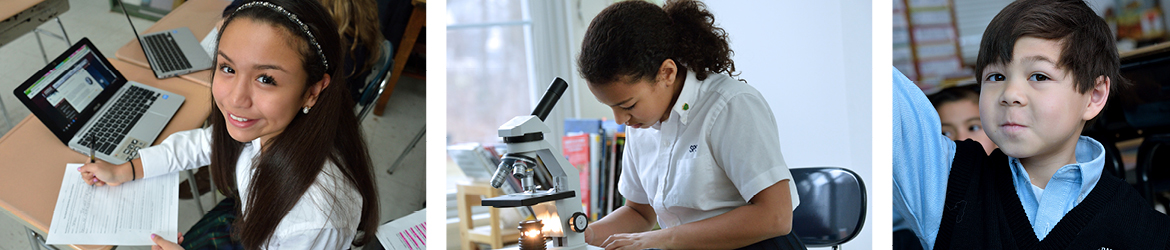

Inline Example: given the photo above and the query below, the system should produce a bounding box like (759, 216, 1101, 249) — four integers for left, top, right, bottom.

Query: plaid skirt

(181, 198, 244, 250)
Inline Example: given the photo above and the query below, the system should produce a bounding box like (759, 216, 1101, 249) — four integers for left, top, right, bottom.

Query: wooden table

(114, 0, 231, 87)
(0, 59, 212, 249)
(0, 0, 69, 47)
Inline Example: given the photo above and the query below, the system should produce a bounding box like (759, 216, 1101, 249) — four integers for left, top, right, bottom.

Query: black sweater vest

(933, 140, 1170, 250)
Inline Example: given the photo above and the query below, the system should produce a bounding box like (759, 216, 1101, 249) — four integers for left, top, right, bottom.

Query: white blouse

(618, 71, 799, 228)
(138, 127, 364, 249)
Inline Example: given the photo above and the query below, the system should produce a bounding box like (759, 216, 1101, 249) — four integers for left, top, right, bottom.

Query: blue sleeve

(891, 68, 957, 250)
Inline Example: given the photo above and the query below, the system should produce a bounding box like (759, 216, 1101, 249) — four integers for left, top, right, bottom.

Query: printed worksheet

(378, 209, 426, 250)
(46, 163, 179, 245)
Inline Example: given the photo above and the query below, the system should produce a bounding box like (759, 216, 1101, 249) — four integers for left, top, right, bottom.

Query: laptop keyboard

(83, 85, 159, 155)
(144, 33, 192, 73)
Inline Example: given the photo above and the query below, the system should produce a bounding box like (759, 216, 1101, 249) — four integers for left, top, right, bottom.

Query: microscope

(482, 78, 596, 250)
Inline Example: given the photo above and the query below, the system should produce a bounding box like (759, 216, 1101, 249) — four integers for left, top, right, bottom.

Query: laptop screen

(13, 38, 125, 144)
(22, 44, 117, 132)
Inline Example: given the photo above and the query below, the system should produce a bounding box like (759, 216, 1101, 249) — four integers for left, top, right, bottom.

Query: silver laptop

(13, 37, 185, 165)
(119, 3, 212, 79)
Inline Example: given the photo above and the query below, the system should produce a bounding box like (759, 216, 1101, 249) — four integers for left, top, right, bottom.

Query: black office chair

(790, 167, 867, 250)
(1101, 46, 1170, 208)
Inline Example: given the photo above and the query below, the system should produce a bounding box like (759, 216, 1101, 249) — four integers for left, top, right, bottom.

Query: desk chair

(1136, 134, 1170, 208)
(1111, 42, 1170, 208)
(25, 228, 58, 250)
(357, 40, 395, 122)
(790, 167, 867, 250)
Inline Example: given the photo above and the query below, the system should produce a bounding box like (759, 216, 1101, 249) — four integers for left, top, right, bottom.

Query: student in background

(928, 85, 997, 155)
(895, 86, 997, 250)
(316, 0, 383, 104)
(893, 0, 1170, 248)
(578, 1, 802, 249)
(79, 0, 379, 249)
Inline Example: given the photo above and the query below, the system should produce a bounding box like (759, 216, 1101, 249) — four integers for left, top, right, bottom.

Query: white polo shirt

(138, 127, 363, 249)
(618, 71, 799, 228)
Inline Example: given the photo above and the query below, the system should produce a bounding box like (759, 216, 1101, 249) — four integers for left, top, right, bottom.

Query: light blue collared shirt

(1008, 137, 1104, 240)
(891, 68, 1107, 249)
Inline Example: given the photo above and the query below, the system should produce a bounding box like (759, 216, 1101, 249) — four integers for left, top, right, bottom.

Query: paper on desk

(46, 163, 179, 245)
(377, 209, 426, 250)
(201, 26, 218, 60)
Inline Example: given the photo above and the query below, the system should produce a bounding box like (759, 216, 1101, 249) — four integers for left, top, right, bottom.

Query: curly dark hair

(577, 0, 737, 85)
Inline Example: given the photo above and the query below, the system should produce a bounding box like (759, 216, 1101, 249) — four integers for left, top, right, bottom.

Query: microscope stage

(481, 190, 576, 207)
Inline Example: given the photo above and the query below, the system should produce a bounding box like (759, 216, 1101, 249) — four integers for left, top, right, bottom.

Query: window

(446, 0, 576, 191)
(446, 0, 535, 147)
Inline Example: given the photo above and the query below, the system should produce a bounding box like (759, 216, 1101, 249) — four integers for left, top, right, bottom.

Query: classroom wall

(568, 1, 874, 248)
(704, 1, 873, 249)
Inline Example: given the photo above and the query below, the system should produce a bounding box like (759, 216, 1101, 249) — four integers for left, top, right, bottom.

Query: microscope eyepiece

(531, 78, 568, 121)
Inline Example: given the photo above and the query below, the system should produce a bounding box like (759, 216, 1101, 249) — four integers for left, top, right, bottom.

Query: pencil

(89, 134, 95, 163)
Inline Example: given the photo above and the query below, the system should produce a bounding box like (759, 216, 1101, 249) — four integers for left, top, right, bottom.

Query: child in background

(895, 85, 998, 249)
(893, 0, 1170, 249)
(928, 85, 997, 155)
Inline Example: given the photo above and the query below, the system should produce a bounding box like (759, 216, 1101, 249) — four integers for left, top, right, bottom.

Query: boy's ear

(1082, 75, 1110, 121)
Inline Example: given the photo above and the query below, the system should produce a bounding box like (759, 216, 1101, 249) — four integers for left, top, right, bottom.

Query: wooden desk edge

(1121, 42, 1170, 60)
(0, 117, 47, 229)
(0, 117, 113, 250)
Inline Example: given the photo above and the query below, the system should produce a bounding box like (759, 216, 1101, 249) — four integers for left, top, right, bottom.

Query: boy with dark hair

(893, 0, 1170, 249)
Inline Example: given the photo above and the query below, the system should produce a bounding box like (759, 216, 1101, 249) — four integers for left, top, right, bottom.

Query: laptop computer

(13, 37, 185, 165)
(119, 2, 212, 79)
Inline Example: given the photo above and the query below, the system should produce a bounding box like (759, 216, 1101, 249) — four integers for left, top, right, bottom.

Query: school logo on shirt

(682, 144, 700, 159)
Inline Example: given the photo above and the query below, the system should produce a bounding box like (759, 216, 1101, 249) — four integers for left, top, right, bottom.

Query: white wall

(567, 0, 873, 248)
(569, 0, 617, 120)
(703, 1, 873, 249)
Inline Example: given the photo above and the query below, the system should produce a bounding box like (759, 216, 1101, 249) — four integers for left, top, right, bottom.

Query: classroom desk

(114, 0, 230, 87)
(0, 58, 212, 249)
(0, 0, 69, 47)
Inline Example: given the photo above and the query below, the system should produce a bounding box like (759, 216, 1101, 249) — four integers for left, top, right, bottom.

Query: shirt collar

(669, 71, 702, 126)
(1008, 135, 1106, 203)
(247, 137, 264, 157)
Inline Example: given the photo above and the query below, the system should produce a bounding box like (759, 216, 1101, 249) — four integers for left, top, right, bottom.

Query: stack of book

(563, 119, 627, 221)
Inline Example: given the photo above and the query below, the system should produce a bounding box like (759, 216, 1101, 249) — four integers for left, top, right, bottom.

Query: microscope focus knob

(569, 212, 589, 233)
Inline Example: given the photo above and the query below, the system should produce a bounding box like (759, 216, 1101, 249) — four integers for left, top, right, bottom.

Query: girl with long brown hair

(78, 0, 378, 248)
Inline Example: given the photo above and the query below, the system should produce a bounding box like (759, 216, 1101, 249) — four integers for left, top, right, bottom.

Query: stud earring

(303, 107, 310, 114)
